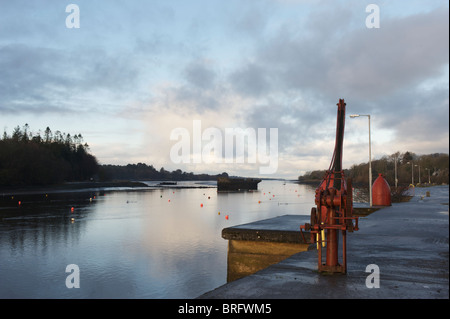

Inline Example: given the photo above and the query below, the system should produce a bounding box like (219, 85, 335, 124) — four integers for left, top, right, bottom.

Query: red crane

(300, 99, 359, 274)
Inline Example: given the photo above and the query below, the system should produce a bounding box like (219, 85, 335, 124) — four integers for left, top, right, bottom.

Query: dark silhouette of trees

(0, 124, 99, 187)
(99, 163, 228, 182)
(299, 151, 449, 186)
(0, 124, 230, 187)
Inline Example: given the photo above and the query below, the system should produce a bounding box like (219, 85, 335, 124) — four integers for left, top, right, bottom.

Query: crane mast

(300, 99, 359, 274)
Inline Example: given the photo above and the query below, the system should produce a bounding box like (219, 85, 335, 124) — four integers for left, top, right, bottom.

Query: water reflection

(0, 180, 316, 298)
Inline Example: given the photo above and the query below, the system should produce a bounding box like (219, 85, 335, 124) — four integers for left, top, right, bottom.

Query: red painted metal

(300, 99, 359, 274)
(372, 173, 391, 206)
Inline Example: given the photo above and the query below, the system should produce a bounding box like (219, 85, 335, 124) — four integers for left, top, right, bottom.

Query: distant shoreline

(0, 180, 227, 196)
(2, 179, 306, 196)
(0, 181, 150, 196)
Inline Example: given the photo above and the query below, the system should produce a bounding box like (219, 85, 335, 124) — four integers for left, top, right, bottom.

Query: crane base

(318, 264, 346, 274)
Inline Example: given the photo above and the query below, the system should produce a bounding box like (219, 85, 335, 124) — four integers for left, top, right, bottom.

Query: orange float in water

(372, 173, 392, 206)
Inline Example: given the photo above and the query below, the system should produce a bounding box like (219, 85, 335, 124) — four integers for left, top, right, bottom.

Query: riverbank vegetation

(298, 151, 449, 187)
(0, 124, 98, 187)
(2, 126, 448, 190)
(0, 125, 227, 188)
(99, 163, 228, 182)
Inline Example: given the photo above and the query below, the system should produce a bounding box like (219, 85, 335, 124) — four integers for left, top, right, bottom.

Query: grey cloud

(158, 84, 222, 114)
(329, 9, 449, 101)
(0, 44, 75, 114)
(77, 51, 141, 94)
(257, 7, 449, 101)
(379, 85, 449, 140)
(229, 5, 448, 159)
(229, 63, 269, 97)
(241, 96, 330, 154)
(184, 61, 217, 89)
(231, 5, 269, 37)
(0, 43, 142, 114)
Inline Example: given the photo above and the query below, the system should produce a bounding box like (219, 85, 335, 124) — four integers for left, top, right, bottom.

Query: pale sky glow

(1, 0, 448, 179)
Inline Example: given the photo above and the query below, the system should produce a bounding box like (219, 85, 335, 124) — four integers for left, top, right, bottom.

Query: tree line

(0, 124, 98, 187)
(0, 124, 228, 187)
(2, 126, 447, 188)
(99, 163, 228, 182)
(298, 151, 449, 187)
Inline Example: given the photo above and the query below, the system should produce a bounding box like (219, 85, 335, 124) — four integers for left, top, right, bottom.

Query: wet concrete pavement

(199, 185, 449, 299)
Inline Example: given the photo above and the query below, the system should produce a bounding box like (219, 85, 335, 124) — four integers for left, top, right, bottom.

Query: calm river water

(0, 180, 316, 298)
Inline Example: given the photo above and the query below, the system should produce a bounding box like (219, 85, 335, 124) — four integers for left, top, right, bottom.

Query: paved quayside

(199, 185, 449, 299)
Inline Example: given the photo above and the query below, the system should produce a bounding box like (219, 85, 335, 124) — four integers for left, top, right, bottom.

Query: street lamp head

(349, 114, 360, 118)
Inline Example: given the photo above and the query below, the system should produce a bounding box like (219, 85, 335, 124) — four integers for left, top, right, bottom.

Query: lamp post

(425, 168, 431, 184)
(407, 161, 414, 185)
(350, 114, 372, 207)
(415, 164, 421, 184)
(394, 153, 398, 189)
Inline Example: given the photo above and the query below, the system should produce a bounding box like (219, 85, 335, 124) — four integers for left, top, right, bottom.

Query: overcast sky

(1, 0, 448, 179)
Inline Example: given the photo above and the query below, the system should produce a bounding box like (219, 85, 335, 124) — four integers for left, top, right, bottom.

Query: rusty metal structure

(300, 99, 359, 274)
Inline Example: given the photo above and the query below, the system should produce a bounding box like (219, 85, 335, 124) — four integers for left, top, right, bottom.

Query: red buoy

(372, 173, 391, 206)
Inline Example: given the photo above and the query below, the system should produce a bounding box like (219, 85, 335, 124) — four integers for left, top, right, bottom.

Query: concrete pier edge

(198, 185, 449, 299)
